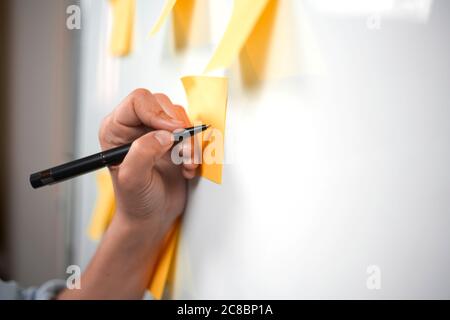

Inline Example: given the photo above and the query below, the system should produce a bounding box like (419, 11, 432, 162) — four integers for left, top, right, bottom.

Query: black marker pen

(30, 125, 209, 188)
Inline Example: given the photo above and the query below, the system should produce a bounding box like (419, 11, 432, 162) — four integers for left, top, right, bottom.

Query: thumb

(115, 130, 174, 187)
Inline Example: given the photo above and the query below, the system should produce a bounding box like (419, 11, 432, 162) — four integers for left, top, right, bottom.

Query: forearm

(58, 213, 164, 300)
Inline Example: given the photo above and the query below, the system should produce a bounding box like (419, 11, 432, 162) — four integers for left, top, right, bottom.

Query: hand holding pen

(57, 89, 204, 299)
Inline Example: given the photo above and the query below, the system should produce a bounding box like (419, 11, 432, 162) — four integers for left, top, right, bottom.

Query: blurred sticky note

(87, 169, 179, 300)
(109, 0, 135, 56)
(149, 0, 177, 36)
(148, 219, 181, 300)
(88, 170, 116, 240)
(238, 0, 324, 86)
(181, 76, 228, 184)
(172, 0, 210, 51)
(148, 77, 227, 298)
(149, 0, 210, 52)
(205, 0, 270, 72)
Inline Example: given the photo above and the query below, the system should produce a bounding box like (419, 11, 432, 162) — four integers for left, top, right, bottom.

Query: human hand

(98, 88, 198, 240)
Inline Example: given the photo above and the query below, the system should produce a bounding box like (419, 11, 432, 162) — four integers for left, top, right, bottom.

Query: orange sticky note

(88, 170, 116, 240)
(109, 0, 135, 56)
(172, 0, 210, 51)
(87, 169, 179, 300)
(149, 0, 210, 52)
(238, 0, 324, 86)
(147, 77, 227, 298)
(205, 0, 270, 72)
(149, 0, 178, 36)
(148, 219, 181, 299)
(181, 76, 228, 184)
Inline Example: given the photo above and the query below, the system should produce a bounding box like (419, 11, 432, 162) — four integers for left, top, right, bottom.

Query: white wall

(75, 0, 450, 298)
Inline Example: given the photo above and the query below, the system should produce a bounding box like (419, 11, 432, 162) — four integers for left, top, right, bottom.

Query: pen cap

(30, 170, 53, 188)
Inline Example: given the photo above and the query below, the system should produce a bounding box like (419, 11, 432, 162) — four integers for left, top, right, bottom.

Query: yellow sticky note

(148, 219, 181, 300)
(172, 0, 210, 51)
(149, 0, 178, 36)
(109, 0, 135, 56)
(205, 0, 270, 72)
(88, 170, 116, 240)
(148, 76, 227, 297)
(181, 76, 228, 184)
(149, 0, 210, 52)
(238, 0, 324, 86)
(239, 0, 295, 84)
(87, 169, 178, 299)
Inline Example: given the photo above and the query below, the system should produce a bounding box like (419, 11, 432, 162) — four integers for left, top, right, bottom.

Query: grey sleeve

(0, 279, 66, 300)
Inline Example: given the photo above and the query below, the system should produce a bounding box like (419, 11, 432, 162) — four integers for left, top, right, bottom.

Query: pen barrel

(101, 143, 132, 164)
(29, 125, 208, 189)
(29, 143, 131, 189)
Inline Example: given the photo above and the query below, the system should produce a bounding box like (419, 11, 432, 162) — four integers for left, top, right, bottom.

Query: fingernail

(154, 131, 173, 146)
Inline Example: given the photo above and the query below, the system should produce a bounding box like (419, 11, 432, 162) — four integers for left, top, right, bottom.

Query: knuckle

(131, 139, 147, 156)
(116, 169, 137, 191)
(131, 138, 158, 159)
(98, 115, 111, 143)
(130, 88, 152, 101)
(154, 92, 169, 101)
(150, 107, 169, 120)
(156, 109, 167, 117)
(174, 105, 186, 113)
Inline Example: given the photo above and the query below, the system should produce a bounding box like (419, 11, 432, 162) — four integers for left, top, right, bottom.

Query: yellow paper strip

(172, 0, 211, 51)
(205, 0, 270, 72)
(109, 0, 135, 56)
(88, 170, 116, 240)
(148, 77, 228, 298)
(181, 76, 228, 184)
(148, 219, 181, 299)
(149, 0, 178, 36)
(238, 0, 325, 85)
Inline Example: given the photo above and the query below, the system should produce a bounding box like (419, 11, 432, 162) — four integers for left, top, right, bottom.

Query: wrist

(109, 212, 165, 252)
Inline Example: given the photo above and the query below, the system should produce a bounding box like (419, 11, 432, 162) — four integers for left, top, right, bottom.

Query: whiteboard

(74, 0, 450, 299)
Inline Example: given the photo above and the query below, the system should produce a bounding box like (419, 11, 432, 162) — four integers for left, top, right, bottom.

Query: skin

(58, 89, 198, 299)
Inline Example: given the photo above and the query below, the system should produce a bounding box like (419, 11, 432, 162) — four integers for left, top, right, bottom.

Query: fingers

(114, 130, 174, 191)
(154, 93, 180, 121)
(99, 89, 184, 149)
(154, 94, 199, 179)
(101, 89, 199, 181)
(182, 167, 196, 179)
(173, 104, 192, 127)
(154, 94, 191, 126)
(115, 89, 184, 129)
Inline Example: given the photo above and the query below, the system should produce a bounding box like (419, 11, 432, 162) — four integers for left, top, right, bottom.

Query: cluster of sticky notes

(204, 0, 270, 72)
(88, 79, 228, 299)
(150, 0, 271, 72)
(110, 0, 311, 79)
(148, 0, 274, 182)
(149, 0, 178, 36)
(94, 0, 297, 300)
(109, 0, 135, 56)
(87, 79, 228, 299)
